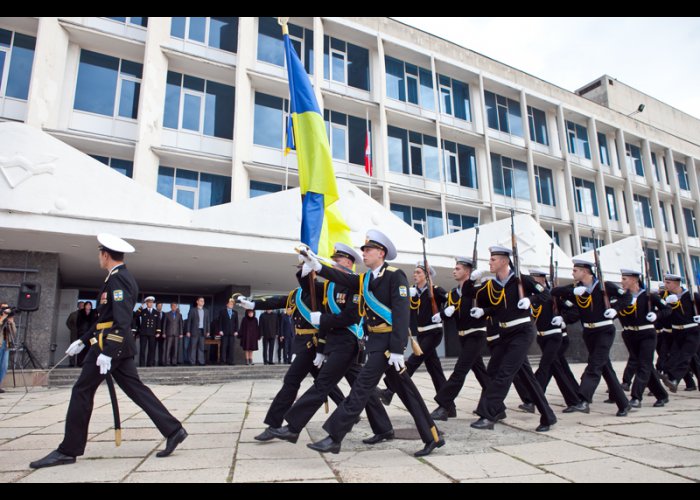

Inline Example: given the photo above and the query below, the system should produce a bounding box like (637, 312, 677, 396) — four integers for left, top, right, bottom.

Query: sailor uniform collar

(494, 271, 514, 287)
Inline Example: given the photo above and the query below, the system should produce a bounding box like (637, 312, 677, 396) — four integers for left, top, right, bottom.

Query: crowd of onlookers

(65, 297, 294, 367)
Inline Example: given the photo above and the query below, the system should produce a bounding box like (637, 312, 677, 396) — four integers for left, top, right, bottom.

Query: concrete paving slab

(0, 471, 30, 483)
(19, 457, 142, 483)
(81, 440, 160, 459)
(495, 441, 608, 465)
(460, 473, 570, 483)
(232, 457, 335, 483)
(601, 422, 696, 438)
(137, 446, 234, 472)
(177, 432, 238, 450)
(543, 456, 693, 483)
(236, 439, 320, 459)
(671, 466, 700, 481)
(125, 467, 231, 483)
(327, 449, 451, 483)
(425, 451, 544, 481)
(650, 434, 700, 451)
(598, 443, 700, 468)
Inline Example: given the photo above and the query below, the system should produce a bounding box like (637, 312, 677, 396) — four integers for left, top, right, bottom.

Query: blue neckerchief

(494, 271, 514, 288)
(294, 288, 317, 330)
(363, 270, 393, 325)
(327, 282, 364, 339)
(585, 279, 599, 294)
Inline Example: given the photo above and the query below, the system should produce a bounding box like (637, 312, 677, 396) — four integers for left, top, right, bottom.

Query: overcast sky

(393, 17, 700, 119)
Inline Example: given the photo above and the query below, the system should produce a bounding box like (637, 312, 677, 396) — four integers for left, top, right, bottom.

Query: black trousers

(263, 347, 344, 428)
(623, 330, 668, 401)
(386, 329, 447, 397)
(139, 334, 156, 367)
(323, 349, 439, 445)
(155, 336, 166, 366)
(434, 332, 488, 411)
(476, 325, 556, 426)
(578, 326, 628, 411)
(284, 345, 391, 435)
(58, 347, 181, 457)
(656, 333, 672, 373)
(221, 335, 235, 365)
(557, 335, 581, 397)
(621, 330, 637, 385)
(262, 337, 276, 364)
(535, 333, 581, 407)
(666, 327, 700, 382)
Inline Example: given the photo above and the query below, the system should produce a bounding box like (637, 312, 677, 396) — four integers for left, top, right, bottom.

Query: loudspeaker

(17, 282, 41, 311)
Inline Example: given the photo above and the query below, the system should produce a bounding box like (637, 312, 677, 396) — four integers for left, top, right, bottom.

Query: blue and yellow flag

(282, 21, 351, 258)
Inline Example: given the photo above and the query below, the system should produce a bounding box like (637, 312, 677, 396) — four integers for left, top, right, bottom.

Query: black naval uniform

(137, 306, 160, 367)
(654, 292, 697, 389)
(616, 289, 669, 403)
(552, 280, 632, 413)
(253, 276, 345, 430)
(282, 280, 392, 436)
(316, 262, 442, 448)
(58, 264, 182, 457)
(433, 279, 489, 414)
(474, 273, 557, 428)
(662, 289, 700, 385)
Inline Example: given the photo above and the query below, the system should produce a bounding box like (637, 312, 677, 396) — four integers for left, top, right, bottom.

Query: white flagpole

(366, 109, 371, 199)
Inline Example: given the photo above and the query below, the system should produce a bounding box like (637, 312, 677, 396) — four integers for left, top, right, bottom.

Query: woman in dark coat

(239, 309, 260, 365)
(75, 301, 96, 367)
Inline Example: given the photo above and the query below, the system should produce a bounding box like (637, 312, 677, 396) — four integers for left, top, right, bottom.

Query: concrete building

(1, 17, 699, 367)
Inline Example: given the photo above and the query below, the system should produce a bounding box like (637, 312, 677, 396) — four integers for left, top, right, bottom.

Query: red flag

(364, 129, 372, 177)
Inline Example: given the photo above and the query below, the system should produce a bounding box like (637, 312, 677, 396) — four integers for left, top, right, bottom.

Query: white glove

(66, 340, 85, 357)
(291, 354, 297, 363)
(694, 315, 700, 324)
(96, 353, 112, 375)
(388, 353, 405, 372)
(665, 294, 679, 304)
(573, 286, 588, 296)
(443, 305, 456, 318)
(551, 316, 564, 327)
(431, 313, 442, 324)
(310, 311, 322, 326)
(470, 307, 484, 319)
(409, 286, 418, 298)
(470, 270, 484, 282)
(650, 286, 659, 295)
(235, 295, 248, 303)
(299, 251, 322, 275)
(646, 312, 657, 323)
(313, 352, 327, 368)
(604, 308, 617, 319)
(517, 297, 531, 310)
(239, 299, 255, 310)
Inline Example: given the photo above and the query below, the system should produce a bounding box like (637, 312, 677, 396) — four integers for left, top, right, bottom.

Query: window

(659, 202, 669, 232)
(164, 71, 234, 139)
(662, 155, 670, 185)
(257, 17, 313, 74)
(580, 236, 604, 253)
(250, 180, 283, 198)
(171, 17, 238, 53)
(106, 17, 148, 27)
(390, 203, 443, 237)
(625, 143, 644, 177)
(387, 125, 439, 179)
(157, 166, 231, 209)
(74, 50, 142, 119)
(491, 153, 529, 200)
(605, 186, 618, 221)
(670, 206, 679, 234)
(684, 207, 698, 238)
(691, 255, 700, 285)
(0, 29, 36, 101)
(90, 154, 134, 178)
(534, 165, 555, 206)
(598, 133, 610, 166)
(485, 91, 523, 137)
(676, 161, 690, 190)
(572, 177, 598, 216)
(442, 140, 477, 188)
(527, 106, 548, 145)
(253, 92, 287, 148)
(650, 152, 661, 182)
(438, 74, 471, 121)
(633, 194, 654, 228)
(645, 247, 661, 281)
(447, 213, 478, 233)
(323, 110, 371, 165)
(678, 252, 687, 283)
(323, 36, 369, 91)
(566, 120, 591, 159)
(385, 56, 434, 110)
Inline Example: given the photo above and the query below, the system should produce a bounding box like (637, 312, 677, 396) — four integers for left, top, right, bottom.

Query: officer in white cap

(300, 229, 445, 457)
(30, 234, 187, 469)
(551, 257, 632, 416)
(135, 294, 160, 367)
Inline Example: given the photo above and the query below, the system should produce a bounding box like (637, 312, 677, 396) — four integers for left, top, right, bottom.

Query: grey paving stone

(598, 442, 700, 468)
(232, 457, 335, 483)
(425, 451, 544, 480)
(125, 467, 231, 483)
(543, 456, 692, 483)
(495, 441, 608, 465)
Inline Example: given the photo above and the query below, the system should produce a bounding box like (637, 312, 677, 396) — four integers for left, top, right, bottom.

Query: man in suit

(186, 297, 210, 366)
(65, 302, 85, 367)
(136, 296, 160, 367)
(162, 303, 184, 366)
(155, 302, 166, 366)
(218, 298, 239, 365)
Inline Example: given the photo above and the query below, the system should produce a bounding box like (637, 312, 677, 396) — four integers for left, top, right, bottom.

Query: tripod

(9, 311, 43, 392)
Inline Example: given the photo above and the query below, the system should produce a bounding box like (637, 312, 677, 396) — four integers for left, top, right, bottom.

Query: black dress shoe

(518, 402, 535, 413)
(603, 398, 615, 404)
(414, 438, 445, 457)
(653, 398, 669, 407)
(567, 401, 590, 414)
(629, 398, 641, 408)
(307, 435, 341, 454)
(29, 450, 76, 469)
(470, 418, 495, 430)
(620, 382, 631, 391)
(495, 410, 507, 421)
(254, 427, 277, 442)
(362, 430, 394, 445)
(660, 374, 678, 393)
(535, 424, 550, 432)
(377, 388, 394, 406)
(430, 406, 450, 421)
(685, 386, 697, 392)
(616, 404, 631, 417)
(269, 425, 299, 444)
(157, 427, 188, 457)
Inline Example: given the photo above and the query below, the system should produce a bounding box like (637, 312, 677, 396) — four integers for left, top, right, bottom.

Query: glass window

(633, 194, 654, 228)
(419, 68, 434, 111)
(385, 56, 405, 102)
(534, 165, 555, 206)
(598, 133, 610, 166)
(390, 203, 412, 225)
(573, 177, 598, 216)
(384, 56, 433, 110)
(491, 153, 529, 200)
(580, 236, 604, 253)
(323, 35, 369, 91)
(423, 135, 439, 181)
(684, 208, 698, 238)
(659, 202, 668, 232)
(171, 17, 238, 53)
(625, 143, 644, 177)
(484, 90, 522, 137)
(527, 106, 548, 146)
(1, 31, 36, 100)
(605, 186, 618, 221)
(157, 166, 231, 209)
(257, 17, 312, 73)
(387, 125, 408, 174)
(651, 152, 660, 182)
(427, 209, 443, 238)
(676, 161, 690, 190)
(691, 255, 700, 285)
(447, 213, 478, 233)
(253, 92, 285, 148)
(107, 17, 148, 27)
(348, 115, 368, 166)
(438, 75, 471, 122)
(457, 144, 478, 188)
(645, 247, 661, 281)
(89, 154, 133, 178)
(566, 121, 591, 159)
(347, 42, 369, 91)
(250, 180, 283, 198)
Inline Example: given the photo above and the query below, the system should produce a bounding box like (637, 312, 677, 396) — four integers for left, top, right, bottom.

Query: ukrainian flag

(282, 21, 351, 258)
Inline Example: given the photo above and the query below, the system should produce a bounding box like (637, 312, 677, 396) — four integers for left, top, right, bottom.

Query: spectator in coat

(217, 298, 239, 365)
(75, 302, 95, 367)
(185, 297, 210, 366)
(278, 310, 294, 364)
(239, 309, 260, 366)
(259, 310, 279, 365)
(162, 303, 184, 366)
(65, 302, 84, 367)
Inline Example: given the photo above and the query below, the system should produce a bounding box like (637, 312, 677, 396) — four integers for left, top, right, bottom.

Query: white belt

(417, 323, 443, 333)
(458, 327, 486, 336)
(623, 324, 656, 332)
(538, 328, 561, 336)
(658, 328, 671, 333)
(486, 334, 500, 342)
(497, 317, 531, 329)
(583, 320, 614, 329)
(672, 323, 699, 330)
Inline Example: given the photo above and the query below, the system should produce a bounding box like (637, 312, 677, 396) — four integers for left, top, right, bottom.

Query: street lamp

(627, 104, 645, 117)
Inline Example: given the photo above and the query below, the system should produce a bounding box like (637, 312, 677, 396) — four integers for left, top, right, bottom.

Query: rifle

(591, 229, 610, 309)
(472, 225, 479, 270)
(681, 244, 699, 316)
(550, 226, 559, 314)
(642, 243, 652, 312)
(421, 235, 439, 317)
(510, 209, 525, 299)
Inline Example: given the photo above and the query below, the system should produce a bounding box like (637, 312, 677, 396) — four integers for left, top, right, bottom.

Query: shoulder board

(386, 266, 398, 272)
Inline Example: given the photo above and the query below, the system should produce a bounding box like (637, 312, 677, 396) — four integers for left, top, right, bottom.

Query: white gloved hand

(291, 354, 297, 363)
(388, 353, 405, 372)
(470, 307, 484, 319)
(573, 286, 588, 296)
(299, 250, 322, 274)
(313, 352, 327, 368)
(551, 316, 564, 327)
(409, 286, 418, 298)
(665, 294, 679, 304)
(694, 315, 700, 324)
(310, 311, 322, 326)
(239, 299, 255, 310)
(604, 308, 617, 319)
(66, 340, 85, 357)
(650, 286, 660, 295)
(470, 270, 484, 282)
(431, 313, 442, 324)
(443, 305, 456, 317)
(646, 312, 657, 323)
(96, 353, 112, 375)
(517, 297, 531, 310)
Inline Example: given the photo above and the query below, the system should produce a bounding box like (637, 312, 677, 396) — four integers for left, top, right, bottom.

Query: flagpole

(366, 109, 371, 200)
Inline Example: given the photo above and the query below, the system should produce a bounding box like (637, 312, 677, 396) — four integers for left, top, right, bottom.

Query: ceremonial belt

(295, 288, 319, 332)
(362, 271, 392, 325)
(458, 327, 486, 336)
(327, 282, 363, 340)
(295, 328, 317, 335)
(538, 328, 562, 336)
(623, 324, 656, 332)
(367, 323, 391, 333)
(97, 321, 114, 330)
(486, 333, 500, 342)
(417, 323, 442, 333)
(672, 323, 698, 330)
(89, 332, 123, 346)
(658, 328, 671, 333)
(497, 317, 531, 329)
(582, 320, 613, 329)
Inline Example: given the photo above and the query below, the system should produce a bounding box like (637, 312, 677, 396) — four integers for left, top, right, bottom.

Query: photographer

(0, 303, 17, 393)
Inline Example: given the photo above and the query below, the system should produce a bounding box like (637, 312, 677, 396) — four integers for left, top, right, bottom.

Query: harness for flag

(281, 18, 351, 258)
